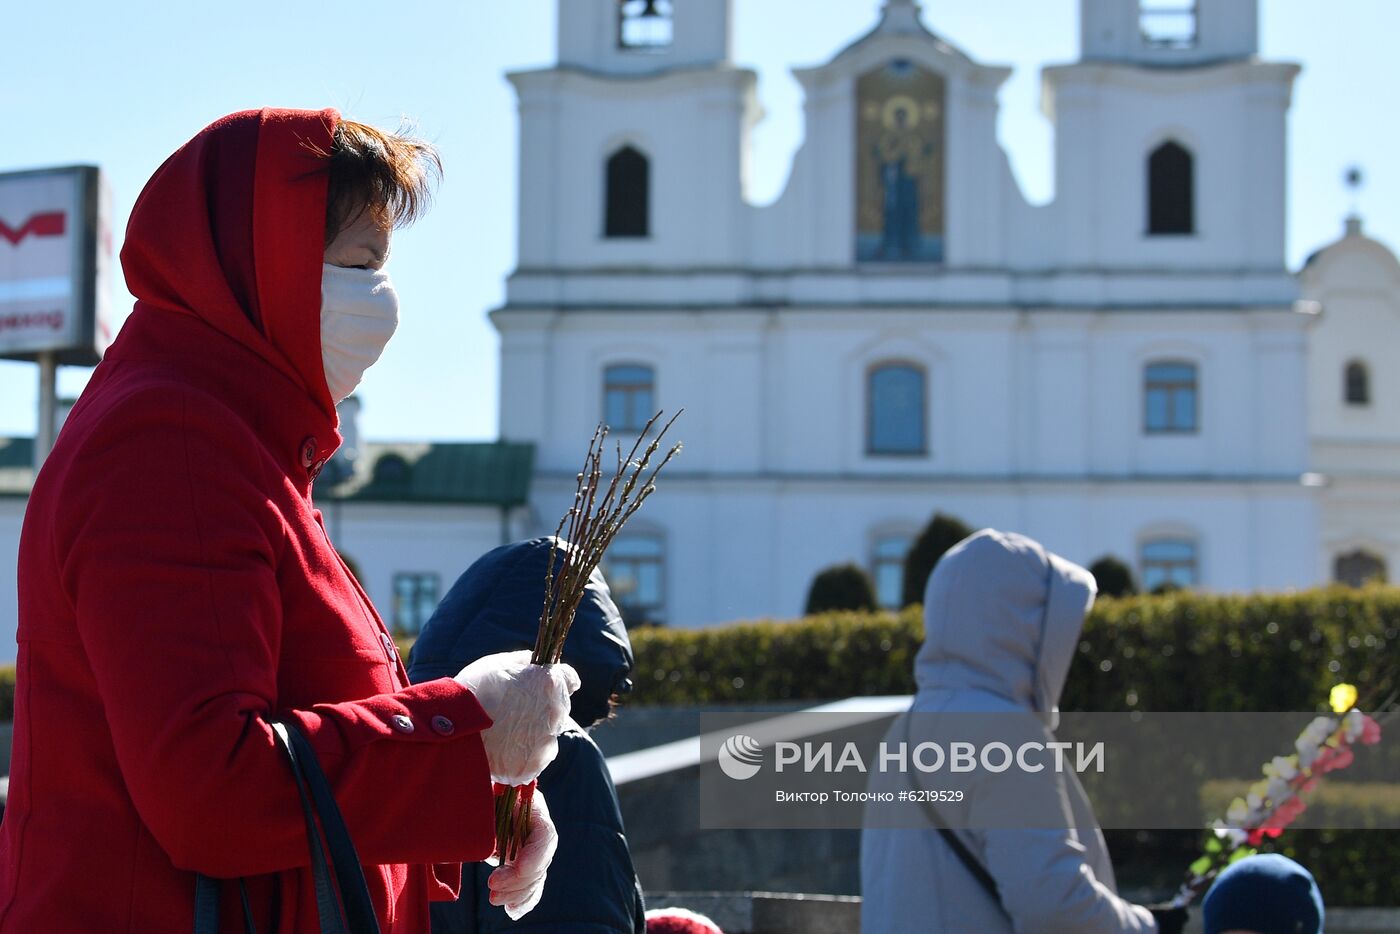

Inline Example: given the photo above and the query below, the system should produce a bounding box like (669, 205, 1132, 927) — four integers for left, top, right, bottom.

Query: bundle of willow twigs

(496, 410, 683, 863)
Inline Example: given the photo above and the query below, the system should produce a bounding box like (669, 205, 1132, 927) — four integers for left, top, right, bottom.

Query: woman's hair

(324, 119, 442, 245)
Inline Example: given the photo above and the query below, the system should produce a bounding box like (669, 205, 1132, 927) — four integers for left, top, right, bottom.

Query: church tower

(506, 0, 758, 274)
(1043, 0, 1298, 285)
(558, 0, 731, 75)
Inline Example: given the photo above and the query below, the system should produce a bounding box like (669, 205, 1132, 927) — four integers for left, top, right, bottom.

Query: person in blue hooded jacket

(408, 537, 647, 934)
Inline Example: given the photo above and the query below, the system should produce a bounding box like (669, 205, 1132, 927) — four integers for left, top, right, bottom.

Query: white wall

(325, 501, 523, 626)
(526, 476, 1319, 627)
(1302, 220, 1400, 582)
(497, 306, 1312, 480)
(498, 300, 1319, 626)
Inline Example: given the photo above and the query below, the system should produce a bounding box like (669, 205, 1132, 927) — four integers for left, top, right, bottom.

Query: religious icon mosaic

(856, 59, 945, 263)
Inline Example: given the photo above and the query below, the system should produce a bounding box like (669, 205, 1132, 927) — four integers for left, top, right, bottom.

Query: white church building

(494, 0, 1336, 626)
(2, 0, 1399, 652)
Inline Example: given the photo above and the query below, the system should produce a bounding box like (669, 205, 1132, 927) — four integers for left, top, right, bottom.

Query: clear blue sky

(2, 0, 1395, 442)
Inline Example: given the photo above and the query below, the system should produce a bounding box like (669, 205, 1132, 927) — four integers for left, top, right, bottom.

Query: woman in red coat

(0, 108, 575, 932)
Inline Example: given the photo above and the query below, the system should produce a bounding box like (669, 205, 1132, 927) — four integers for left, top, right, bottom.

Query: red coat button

(431, 716, 455, 736)
(300, 437, 318, 468)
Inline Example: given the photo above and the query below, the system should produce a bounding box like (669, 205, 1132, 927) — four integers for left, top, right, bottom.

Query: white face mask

(320, 263, 399, 403)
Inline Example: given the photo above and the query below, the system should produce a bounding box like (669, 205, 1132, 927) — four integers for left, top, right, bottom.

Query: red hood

(120, 107, 341, 418)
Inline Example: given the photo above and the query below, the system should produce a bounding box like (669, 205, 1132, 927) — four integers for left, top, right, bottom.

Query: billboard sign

(0, 165, 112, 364)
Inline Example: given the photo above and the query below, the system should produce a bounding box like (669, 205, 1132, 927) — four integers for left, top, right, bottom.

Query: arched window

(1144, 360, 1198, 433)
(605, 533, 666, 625)
(1345, 360, 1371, 406)
(605, 146, 650, 238)
(617, 0, 673, 50)
(867, 363, 927, 455)
(871, 534, 911, 609)
(1141, 538, 1197, 592)
(603, 364, 655, 432)
(1147, 141, 1194, 235)
(1335, 550, 1387, 588)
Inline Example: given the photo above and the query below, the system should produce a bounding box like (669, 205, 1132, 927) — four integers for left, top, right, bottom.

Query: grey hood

(863, 530, 1156, 933)
(914, 528, 1096, 726)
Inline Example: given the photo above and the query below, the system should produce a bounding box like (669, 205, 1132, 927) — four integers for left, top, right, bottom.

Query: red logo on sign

(0, 211, 66, 246)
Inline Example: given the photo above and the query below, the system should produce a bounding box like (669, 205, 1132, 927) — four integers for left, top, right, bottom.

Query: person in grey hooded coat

(860, 529, 1160, 933)
(408, 537, 647, 934)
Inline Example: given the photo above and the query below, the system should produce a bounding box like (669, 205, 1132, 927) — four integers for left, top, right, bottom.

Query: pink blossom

(1263, 796, 1307, 832)
(1313, 744, 1355, 774)
(1360, 714, 1382, 745)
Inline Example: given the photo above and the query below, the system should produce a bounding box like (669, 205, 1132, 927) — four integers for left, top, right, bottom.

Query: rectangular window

(604, 364, 655, 433)
(391, 572, 439, 636)
(868, 364, 927, 455)
(605, 534, 665, 626)
(872, 535, 910, 609)
(1144, 362, 1198, 434)
(1141, 539, 1197, 592)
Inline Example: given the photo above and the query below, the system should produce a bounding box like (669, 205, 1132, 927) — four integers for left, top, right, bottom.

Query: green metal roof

(0, 437, 534, 507)
(316, 441, 535, 507)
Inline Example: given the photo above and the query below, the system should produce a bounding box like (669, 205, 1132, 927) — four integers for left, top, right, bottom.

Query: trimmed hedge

(631, 587, 1400, 711)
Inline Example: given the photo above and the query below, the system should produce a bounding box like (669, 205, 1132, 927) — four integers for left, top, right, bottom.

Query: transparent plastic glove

(488, 790, 559, 920)
(454, 650, 580, 784)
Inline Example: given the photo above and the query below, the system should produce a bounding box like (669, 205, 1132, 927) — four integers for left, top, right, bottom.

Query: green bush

(1089, 555, 1138, 598)
(804, 563, 879, 615)
(900, 512, 973, 608)
(630, 587, 1399, 712)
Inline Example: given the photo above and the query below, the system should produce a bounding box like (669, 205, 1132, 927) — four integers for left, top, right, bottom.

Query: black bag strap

(194, 878, 258, 934)
(902, 716, 1004, 908)
(273, 720, 355, 934)
(194, 873, 221, 934)
(276, 721, 380, 934)
(193, 720, 380, 934)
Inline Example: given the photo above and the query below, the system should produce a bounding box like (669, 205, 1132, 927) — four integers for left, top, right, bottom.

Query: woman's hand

(454, 650, 580, 784)
(488, 791, 559, 919)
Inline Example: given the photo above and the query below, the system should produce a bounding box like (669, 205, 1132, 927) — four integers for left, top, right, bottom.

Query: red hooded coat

(0, 109, 497, 932)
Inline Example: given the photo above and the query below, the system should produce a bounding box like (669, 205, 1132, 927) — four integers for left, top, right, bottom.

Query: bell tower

(1080, 0, 1258, 66)
(1042, 0, 1297, 277)
(557, 0, 733, 75)
(507, 0, 756, 272)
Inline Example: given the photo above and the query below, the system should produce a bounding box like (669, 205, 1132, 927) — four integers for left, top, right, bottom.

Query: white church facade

(493, 0, 1331, 626)
(2, 0, 1399, 655)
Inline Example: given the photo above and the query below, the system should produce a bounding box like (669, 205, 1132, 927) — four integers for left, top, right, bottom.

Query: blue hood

(407, 537, 635, 729)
